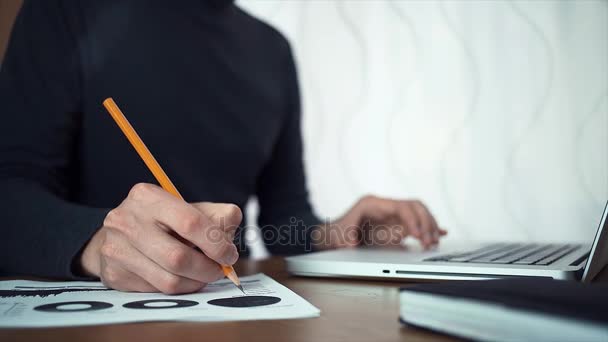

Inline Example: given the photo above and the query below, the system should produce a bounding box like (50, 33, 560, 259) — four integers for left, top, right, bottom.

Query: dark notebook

(399, 278, 608, 341)
(402, 278, 608, 324)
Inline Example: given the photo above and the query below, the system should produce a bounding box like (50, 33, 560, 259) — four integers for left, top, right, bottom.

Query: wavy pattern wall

(238, 0, 608, 248)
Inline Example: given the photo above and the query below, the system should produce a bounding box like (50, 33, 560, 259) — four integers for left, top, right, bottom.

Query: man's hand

(313, 195, 446, 250)
(78, 183, 242, 294)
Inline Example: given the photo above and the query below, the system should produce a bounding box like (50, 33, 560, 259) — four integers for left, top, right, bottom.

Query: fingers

(153, 201, 240, 265)
(192, 202, 242, 237)
(395, 201, 421, 240)
(358, 196, 416, 246)
(180, 202, 242, 265)
(127, 226, 225, 284)
(422, 203, 447, 238)
(120, 183, 240, 265)
(358, 195, 445, 249)
(386, 223, 408, 246)
(99, 258, 156, 293)
(410, 200, 437, 247)
(100, 230, 207, 294)
(97, 183, 244, 294)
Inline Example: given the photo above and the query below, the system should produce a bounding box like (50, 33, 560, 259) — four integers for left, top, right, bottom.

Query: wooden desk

(3, 258, 607, 342)
(0, 257, 457, 342)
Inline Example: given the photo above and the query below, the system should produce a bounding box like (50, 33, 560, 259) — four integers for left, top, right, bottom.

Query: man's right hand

(78, 183, 242, 294)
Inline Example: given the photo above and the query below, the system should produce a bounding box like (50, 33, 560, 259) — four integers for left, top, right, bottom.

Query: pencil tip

(237, 284, 245, 295)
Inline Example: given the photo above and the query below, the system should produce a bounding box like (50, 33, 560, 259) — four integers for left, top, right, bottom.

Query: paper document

(0, 273, 319, 327)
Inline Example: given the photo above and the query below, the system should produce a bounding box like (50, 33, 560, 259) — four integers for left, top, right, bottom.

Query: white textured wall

(238, 0, 608, 250)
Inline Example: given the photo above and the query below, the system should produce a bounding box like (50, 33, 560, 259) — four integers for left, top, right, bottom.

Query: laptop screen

(581, 201, 608, 282)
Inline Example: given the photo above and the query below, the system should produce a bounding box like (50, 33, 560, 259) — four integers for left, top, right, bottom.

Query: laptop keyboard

(424, 243, 580, 266)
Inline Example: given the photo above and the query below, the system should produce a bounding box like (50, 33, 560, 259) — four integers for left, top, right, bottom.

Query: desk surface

(0, 257, 457, 342)
(3, 258, 607, 342)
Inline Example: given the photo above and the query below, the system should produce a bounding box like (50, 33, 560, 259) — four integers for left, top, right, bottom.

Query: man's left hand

(312, 195, 447, 250)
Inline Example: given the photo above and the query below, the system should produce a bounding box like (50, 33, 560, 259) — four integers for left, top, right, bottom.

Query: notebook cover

(400, 278, 608, 324)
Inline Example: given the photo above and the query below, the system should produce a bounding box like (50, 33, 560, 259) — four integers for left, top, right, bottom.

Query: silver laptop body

(287, 201, 608, 282)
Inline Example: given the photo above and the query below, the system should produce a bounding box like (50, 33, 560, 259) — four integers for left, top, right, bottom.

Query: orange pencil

(102, 97, 244, 294)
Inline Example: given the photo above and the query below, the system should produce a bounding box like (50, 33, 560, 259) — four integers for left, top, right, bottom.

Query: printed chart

(0, 274, 319, 327)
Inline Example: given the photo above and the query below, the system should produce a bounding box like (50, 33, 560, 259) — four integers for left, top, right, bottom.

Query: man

(0, 0, 446, 294)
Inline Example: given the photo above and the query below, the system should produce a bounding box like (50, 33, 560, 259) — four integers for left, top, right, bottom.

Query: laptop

(287, 201, 608, 282)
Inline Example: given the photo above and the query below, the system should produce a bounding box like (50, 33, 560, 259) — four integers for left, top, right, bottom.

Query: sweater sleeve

(0, 0, 109, 279)
(254, 40, 321, 255)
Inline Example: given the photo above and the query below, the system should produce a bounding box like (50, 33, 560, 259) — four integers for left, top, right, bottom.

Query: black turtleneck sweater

(0, 0, 319, 279)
